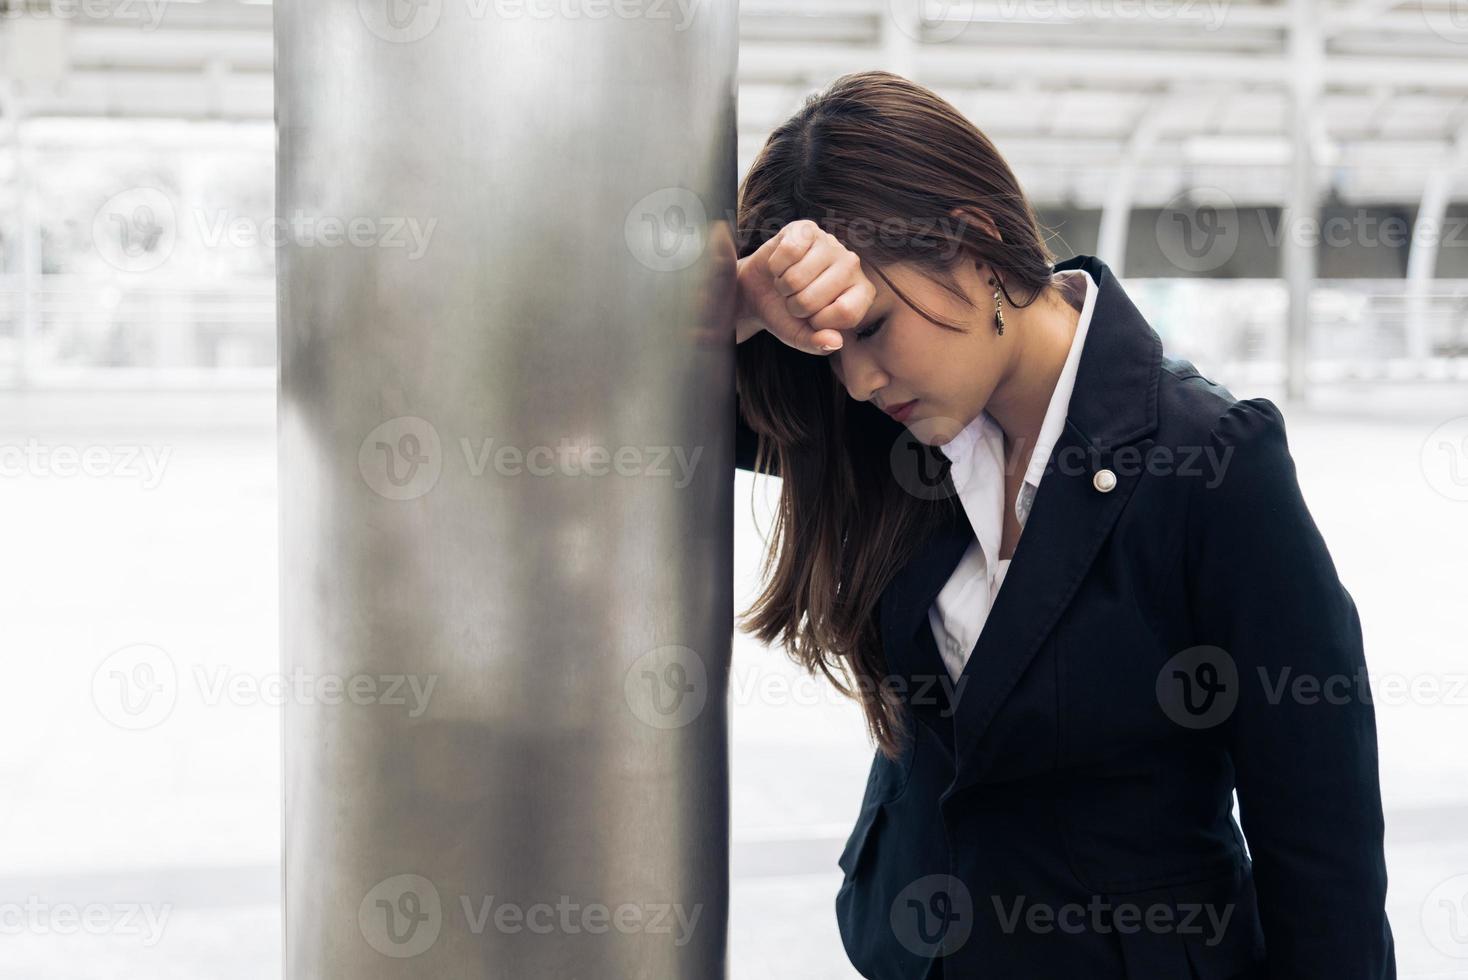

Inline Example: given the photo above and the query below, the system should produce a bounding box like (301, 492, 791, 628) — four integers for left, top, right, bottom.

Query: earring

(989, 277, 1005, 335)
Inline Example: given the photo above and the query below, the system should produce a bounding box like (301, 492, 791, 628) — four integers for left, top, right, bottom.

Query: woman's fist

(735, 220, 876, 355)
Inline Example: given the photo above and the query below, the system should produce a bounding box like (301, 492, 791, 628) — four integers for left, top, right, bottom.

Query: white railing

(0, 275, 276, 388)
(1, 275, 1465, 389)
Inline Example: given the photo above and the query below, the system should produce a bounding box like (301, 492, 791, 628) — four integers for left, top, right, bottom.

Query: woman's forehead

(866, 259, 947, 298)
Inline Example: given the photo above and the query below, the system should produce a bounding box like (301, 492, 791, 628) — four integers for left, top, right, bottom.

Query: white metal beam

(1405, 119, 1468, 360)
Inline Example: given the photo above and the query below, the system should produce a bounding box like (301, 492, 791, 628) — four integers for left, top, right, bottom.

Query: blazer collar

(877, 253, 1163, 793)
(1052, 253, 1162, 453)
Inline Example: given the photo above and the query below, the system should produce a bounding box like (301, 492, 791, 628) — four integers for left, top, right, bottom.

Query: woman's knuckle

(788, 219, 816, 240)
(812, 300, 847, 331)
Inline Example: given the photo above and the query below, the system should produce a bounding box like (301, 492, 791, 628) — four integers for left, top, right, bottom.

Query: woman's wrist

(735, 315, 765, 344)
(734, 255, 766, 344)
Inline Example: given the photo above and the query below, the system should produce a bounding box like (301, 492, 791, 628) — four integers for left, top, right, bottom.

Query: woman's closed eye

(855, 315, 887, 341)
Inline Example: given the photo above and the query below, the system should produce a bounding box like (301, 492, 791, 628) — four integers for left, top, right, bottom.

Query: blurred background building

(1, 1, 1466, 977)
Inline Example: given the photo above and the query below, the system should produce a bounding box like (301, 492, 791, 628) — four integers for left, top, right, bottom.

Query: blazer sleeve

(735, 389, 780, 477)
(1185, 397, 1395, 978)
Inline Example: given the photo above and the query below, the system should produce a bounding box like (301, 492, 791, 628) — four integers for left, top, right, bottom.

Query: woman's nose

(831, 347, 886, 404)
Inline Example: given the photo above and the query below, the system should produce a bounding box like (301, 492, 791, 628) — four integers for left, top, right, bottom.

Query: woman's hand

(735, 220, 876, 355)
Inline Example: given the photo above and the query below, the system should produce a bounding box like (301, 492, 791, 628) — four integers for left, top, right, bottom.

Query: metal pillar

(276, 4, 737, 978)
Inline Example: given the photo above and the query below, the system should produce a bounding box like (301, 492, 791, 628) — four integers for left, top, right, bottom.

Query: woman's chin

(902, 414, 965, 447)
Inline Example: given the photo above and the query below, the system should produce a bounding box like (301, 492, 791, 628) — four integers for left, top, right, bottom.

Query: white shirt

(926, 269, 1099, 684)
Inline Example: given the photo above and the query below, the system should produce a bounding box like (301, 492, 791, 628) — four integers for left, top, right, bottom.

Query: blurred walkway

(0, 386, 1464, 978)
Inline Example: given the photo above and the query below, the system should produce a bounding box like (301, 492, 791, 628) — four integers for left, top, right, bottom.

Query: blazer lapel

(877, 500, 971, 752)
(877, 253, 1164, 794)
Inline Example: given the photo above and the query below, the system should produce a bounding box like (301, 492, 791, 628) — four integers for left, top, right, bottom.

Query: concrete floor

(0, 385, 1465, 978)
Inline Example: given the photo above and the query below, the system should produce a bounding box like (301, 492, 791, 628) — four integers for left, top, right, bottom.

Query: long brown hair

(735, 70, 1064, 759)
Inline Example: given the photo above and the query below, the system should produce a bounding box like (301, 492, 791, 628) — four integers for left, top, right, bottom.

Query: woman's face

(828, 257, 1006, 448)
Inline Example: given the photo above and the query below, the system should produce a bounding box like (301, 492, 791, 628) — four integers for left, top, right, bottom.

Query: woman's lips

(885, 399, 918, 422)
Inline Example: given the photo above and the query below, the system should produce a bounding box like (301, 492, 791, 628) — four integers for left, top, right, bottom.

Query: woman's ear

(948, 205, 1004, 283)
(948, 205, 1002, 244)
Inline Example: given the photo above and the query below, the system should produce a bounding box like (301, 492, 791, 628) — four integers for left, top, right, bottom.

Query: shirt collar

(1021, 268, 1098, 490)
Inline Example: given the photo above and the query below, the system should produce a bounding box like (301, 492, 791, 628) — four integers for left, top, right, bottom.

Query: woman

(731, 71, 1395, 980)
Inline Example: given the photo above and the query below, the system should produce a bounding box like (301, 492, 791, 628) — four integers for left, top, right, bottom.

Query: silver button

(1092, 468, 1117, 493)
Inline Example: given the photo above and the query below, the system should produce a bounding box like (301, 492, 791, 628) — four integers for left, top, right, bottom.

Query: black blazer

(734, 254, 1395, 980)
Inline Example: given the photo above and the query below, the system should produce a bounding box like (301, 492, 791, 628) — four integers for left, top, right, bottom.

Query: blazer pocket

(1172, 862, 1266, 980)
(1105, 861, 1265, 980)
(837, 736, 916, 880)
(837, 800, 884, 880)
